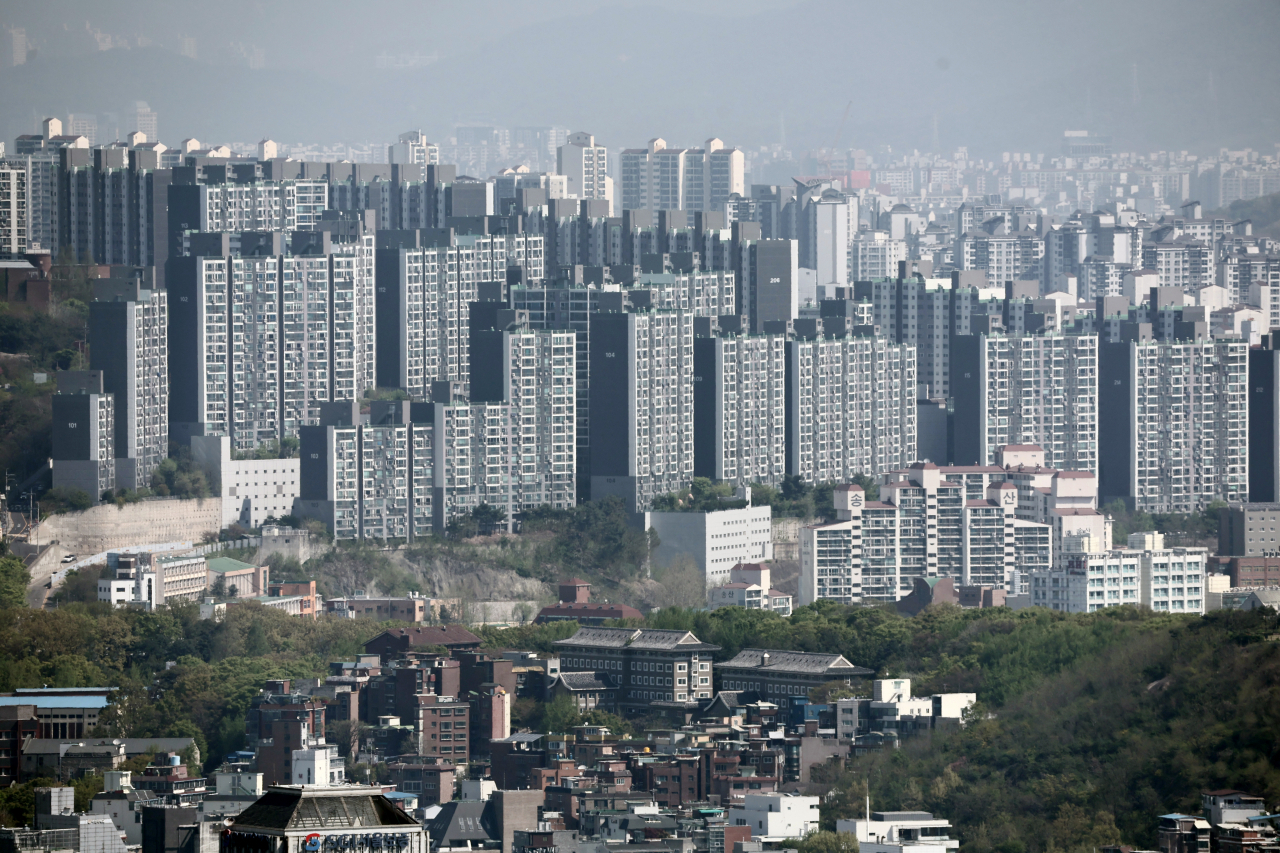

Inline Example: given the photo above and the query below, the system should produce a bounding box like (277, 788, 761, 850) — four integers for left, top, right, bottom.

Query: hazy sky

(2, 0, 1278, 158)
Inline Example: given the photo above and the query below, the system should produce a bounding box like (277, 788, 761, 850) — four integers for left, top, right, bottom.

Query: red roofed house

(535, 580, 642, 626)
(364, 625, 483, 663)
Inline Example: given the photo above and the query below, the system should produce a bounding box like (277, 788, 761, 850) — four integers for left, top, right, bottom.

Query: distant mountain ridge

(3, 0, 1279, 157)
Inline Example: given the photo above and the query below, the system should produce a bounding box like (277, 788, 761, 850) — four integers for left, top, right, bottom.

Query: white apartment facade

(1030, 532, 1208, 614)
(589, 309, 695, 513)
(620, 137, 744, 212)
(175, 235, 375, 450)
(952, 332, 1099, 474)
(557, 131, 613, 213)
(633, 270, 736, 317)
(785, 336, 916, 484)
(849, 231, 908, 282)
(0, 161, 29, 256)
(693, 333, 787, 488)
(1099, 338, 1249, 512)
(196, 180, 329, 232)
(388, 130, 440, 166)
(800, 466, 1055, 605)
(376, 233, 544, 399)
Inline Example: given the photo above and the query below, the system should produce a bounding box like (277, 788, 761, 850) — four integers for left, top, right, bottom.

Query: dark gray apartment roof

(424, 800, 496, 846)
(715, 649, 873, 676)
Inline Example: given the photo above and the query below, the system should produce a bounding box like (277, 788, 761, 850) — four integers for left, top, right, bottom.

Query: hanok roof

(554, 627, 720, 652)
(554, 672, 617, 692)
(715, 649, 872, 676)
(230, 786, 419, 832)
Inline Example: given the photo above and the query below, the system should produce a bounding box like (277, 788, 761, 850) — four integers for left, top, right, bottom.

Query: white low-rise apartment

(1030, 532, 1207, 614)
(727, 793, 820, 842)
(836, 810, 960, 853)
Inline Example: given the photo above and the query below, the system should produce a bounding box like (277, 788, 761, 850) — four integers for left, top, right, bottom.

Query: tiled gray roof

(556, 672, 616, 691)
(424, 800, 495, 845)
(554, 627, 720, 652)
(715, 648, 873, 676)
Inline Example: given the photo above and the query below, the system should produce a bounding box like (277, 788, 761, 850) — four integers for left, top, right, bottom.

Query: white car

(60, 554, 76, 563)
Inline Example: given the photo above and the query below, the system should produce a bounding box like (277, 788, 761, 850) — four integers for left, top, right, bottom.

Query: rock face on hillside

(391, 547, 552, 602)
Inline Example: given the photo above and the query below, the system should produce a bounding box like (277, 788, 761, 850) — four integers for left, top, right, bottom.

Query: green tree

(0, 553, 30, 608)
(541, 695, 583, 733)
(786, 831, 859, 853)
(244, 623, 269, 657)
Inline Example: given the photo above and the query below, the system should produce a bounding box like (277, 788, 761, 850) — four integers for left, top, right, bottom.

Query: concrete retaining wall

(38, 498, 221, 557)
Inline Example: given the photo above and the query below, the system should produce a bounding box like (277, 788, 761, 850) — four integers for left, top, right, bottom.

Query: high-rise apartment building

(374, 229, 545, 398)
(956, 221, 1044, 285)
(470, 312, 577, 512)
(51, 371, 116, 500)
(58, 146, 173, 273)
(802, 190, 854, 290)
(849, 231, 908, 282)
(509, 285, 629, 494)
(589, 309, 695, 512)
(169, 230, 375, 451)
(744, 239, 798, 333)
(388, 130, 440, 166)
(127, 102, 158, 142)
(856, 271, 993, 401)
(556, 132, 612, 213)
(785, 334, 916, 484)
(298, 377, 572, 542)
(951, 333, 1099, 473)
(620, 138, 744, 212)
(0, 161, 28, 257)
(298, 401, 434, 542)
(693, 332, 787, 488)
(89, 271, 168, 491)
(1142, 237, 1213, 291)
(1249, 338, 1280, 503)
(173, 179, 328, 234)
(13, 119, 89, 252)
(1099, 338, 1249, 512)
(631, 269, 736, 316)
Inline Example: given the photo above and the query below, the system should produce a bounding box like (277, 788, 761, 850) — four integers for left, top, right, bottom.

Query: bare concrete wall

(772, 517, 802, 560)
(37, 498, 221, 557)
